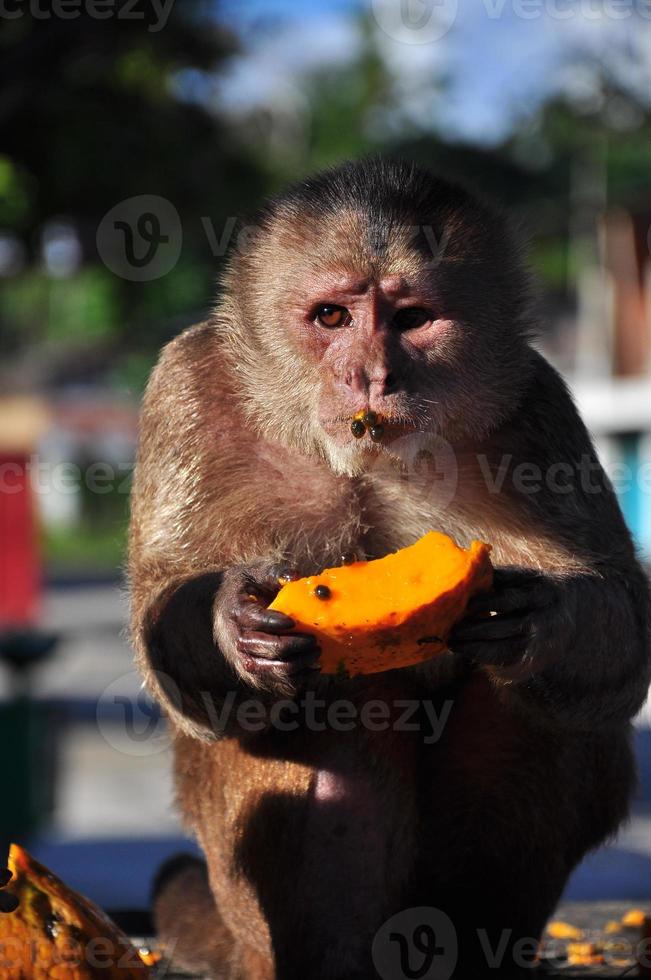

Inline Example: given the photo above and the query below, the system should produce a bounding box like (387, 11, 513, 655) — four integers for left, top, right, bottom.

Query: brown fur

(129, 159, 650, 979)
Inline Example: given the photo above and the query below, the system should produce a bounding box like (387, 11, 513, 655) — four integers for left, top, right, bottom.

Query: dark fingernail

(260, 612, 295, 630)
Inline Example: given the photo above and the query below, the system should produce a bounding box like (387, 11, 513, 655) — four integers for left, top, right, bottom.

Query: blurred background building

(0, 0, 650, 918)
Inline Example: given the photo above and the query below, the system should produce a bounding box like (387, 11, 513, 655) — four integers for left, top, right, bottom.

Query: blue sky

(211, 0, 651, 144)
(219, 0, 359, 30)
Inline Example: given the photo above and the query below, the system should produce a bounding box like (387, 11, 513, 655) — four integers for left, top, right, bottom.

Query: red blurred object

(0, 452, 40, 628)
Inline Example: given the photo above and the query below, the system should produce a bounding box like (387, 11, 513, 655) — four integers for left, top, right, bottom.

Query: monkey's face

(226, 169, 533, 477)
(281, 232, 532, 476)
(299, 269, 452, 449)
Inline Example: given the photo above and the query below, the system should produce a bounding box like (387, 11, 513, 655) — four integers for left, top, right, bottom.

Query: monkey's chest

(305, 767, 397, 874)
(200, 676, 539, 958)
(299, 674, 534, 881)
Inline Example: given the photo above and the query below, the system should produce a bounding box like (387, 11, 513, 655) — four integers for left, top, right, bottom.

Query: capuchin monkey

(129, 158, 650, 979)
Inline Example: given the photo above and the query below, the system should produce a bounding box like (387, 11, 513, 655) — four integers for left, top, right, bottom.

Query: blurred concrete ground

(4, 582, 194, 910)
(7, 582, 651, 910)
(36, 583, 180, 838)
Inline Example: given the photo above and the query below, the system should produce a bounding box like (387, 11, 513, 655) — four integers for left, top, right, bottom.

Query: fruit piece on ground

(269, 530, 493, 676)
(604, 919, 623, 934)
(546, 921, 584, 941)
(622, 908, 647, 928)
(566, 941, 604, 966)
(0, 844, 150, 979)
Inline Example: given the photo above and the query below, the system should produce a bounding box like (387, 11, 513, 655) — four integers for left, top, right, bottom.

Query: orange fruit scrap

(0, 844, 150, 979)
(546, 921, 584, 941)
(566, 941, 605, 967)
(269, 530, 493, 676)
(622, 908, 647, 929)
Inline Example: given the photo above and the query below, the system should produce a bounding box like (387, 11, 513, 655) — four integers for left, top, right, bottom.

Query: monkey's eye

(393, 307, 431, 331)
(315, 305, 351, 328)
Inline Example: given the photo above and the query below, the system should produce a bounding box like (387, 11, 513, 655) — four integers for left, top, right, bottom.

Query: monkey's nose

(340, 366, 398, 400)
(342, 366, 368, 395)
(369, 371, 398, 396)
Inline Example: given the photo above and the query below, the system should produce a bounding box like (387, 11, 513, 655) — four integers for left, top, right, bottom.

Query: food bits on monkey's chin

(350, 409, 385, 441)
(0, 844, 151, 979)
(269, 531, 493, 676)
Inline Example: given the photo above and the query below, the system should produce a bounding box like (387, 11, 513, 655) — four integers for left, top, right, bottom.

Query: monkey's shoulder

(142, 321, 249, 440)
(149, 321, 227, 394)
(498, 349, 594, 463)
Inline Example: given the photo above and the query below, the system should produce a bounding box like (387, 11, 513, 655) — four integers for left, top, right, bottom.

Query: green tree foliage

(0, 2, 268, 371)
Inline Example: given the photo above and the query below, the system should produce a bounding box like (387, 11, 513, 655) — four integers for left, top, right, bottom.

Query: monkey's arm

(450, 355, 651, 730)
(129, 324, 319, 739)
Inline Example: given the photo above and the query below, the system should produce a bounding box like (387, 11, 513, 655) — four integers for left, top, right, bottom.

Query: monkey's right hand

(214, 566, 321, 695)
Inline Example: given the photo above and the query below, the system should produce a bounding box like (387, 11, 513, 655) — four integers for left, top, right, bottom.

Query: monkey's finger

(245, 565, 299, 600)
(464, 583, 550, 617)
(492, 566, 546, 588)
(449, 635, 527, 667)
(242, 651, 322, 679)
(238, 631, 320, 662)
(234, 598, 296, 634)
(450, 612, 530, 643)
(0, 892, 18, 913)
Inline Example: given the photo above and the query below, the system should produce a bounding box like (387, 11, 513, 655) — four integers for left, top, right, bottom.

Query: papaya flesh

(0, 844, 150, 979)
(269, 531, 493, 676)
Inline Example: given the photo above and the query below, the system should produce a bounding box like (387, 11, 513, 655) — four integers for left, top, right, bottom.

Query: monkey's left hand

(448, 567, 563, 672)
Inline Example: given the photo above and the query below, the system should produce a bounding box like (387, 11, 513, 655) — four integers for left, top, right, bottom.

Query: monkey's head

(221, 158, 535, 476)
